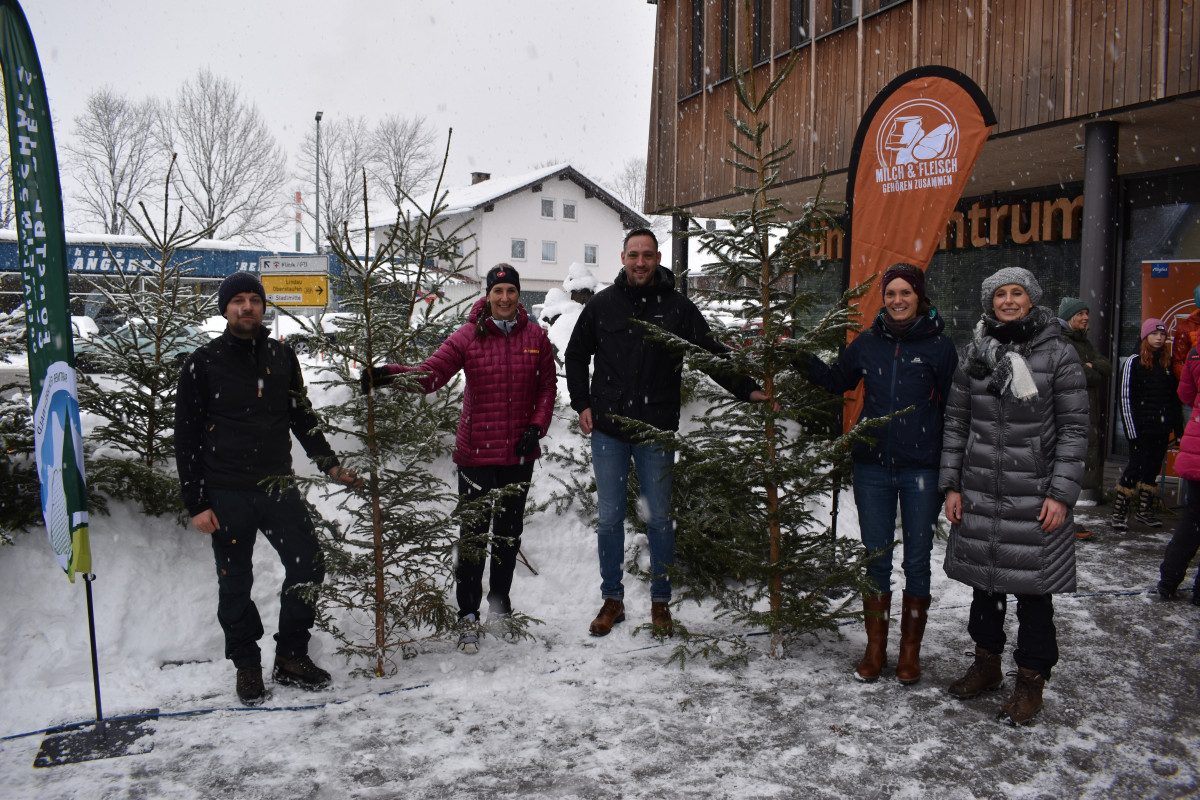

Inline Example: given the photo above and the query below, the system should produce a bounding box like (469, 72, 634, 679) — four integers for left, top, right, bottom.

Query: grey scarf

(963, 306, 1055, 402)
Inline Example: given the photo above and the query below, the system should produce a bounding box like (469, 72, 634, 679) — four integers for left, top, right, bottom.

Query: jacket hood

(614, 265, 676, 295)
(872, 305, 945, 341)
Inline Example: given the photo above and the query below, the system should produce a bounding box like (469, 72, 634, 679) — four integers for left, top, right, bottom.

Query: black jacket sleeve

(682, 302, 760, 401)
(285, 346, 338, 471)
(564, 303, 597, 413)
(174, 353, 210, 517)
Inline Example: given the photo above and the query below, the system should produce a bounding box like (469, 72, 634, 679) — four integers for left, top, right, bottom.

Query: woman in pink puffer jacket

(1159, 344, 1200, 605)
(365, 265, 556, 650)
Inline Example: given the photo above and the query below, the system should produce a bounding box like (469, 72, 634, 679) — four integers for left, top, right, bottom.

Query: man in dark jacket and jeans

(174, 271, 358, 705)
(565, 229, 767, 637)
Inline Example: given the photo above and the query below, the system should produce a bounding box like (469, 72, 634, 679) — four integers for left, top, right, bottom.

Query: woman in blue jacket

(806, 263, 958, 684)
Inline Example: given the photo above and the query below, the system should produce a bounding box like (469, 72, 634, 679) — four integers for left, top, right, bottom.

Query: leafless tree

(370, 114, 437, 207)
(157, 69, 288, 245)
(0, 86, 13, 229)
(610, 156, 648, 214)
(296, 115, 375, 250)
(65, 87, 160, 234)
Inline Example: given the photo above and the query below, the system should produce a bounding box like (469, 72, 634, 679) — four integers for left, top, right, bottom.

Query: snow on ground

(2, 356, 1199, 799)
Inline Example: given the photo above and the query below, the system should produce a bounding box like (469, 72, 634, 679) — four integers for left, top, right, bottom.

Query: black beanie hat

(218, 271, 267, 314)
(486, 264, 520, 293)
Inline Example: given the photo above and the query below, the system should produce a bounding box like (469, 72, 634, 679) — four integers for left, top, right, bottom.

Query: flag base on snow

(34, 710, 158, 768)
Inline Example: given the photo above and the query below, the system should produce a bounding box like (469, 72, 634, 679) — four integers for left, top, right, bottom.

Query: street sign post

(257, 255, 330, 276)
(261, 274, 330, 307)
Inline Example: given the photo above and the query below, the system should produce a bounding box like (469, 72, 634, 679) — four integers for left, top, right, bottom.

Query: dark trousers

(455, 462, 534, 618)
(1161, 478, 1200, 595)
(208, 487, 325, 669)
(1118, 434, 1170, 489)
(967, 589, 1058, 679)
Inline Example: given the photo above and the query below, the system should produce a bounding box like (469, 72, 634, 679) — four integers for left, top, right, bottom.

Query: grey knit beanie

(1057, 297, 1088, 322)
(980, 267, 1043, 310)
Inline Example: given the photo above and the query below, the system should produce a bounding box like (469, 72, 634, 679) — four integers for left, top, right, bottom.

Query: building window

(541, 198, 555, 218)
(584, 244, 598, 264)
(511, 239, 526, 260)
(688, 0, 704, 95)
(790, 0, 810, 46)
(832, 0, 856, 28)
(563, 201, 577, 221)
(753, 0, 771, 64)
(541, 241, 557, 263)
(719, 0, 733, 80)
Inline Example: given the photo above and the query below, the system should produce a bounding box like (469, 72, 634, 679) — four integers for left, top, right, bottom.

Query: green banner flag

(1, 0, 90, 581)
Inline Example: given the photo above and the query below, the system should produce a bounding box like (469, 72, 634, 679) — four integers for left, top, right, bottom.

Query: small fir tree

(0, 310, 40, 538)
(635, 17, 884, 664)
(76, 155, 219, 517)
(293, 133, 487, 677)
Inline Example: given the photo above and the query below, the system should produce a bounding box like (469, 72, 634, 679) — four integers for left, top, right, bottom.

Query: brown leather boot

(650, 601, 674, 636)
(588, 598, 626, 636)
(998, 667, 1046, 725)
(895, 591, 931, 685)
(948, 646, 1004, 698)
(854, 591, 892, 682)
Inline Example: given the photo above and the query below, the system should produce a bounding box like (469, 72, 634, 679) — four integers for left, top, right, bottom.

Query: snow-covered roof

(397, 164, 652, 230)
(0, 229, 243, 251)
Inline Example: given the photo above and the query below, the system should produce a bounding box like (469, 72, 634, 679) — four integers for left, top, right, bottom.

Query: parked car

(74, 319, 210, 374)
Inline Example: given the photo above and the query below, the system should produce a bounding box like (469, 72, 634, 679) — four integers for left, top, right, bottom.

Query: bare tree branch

(64, 87, 161, 235)
(295, 115, 375, 250)
(370, 114, 438, 208)
(156, 69, 288, 245)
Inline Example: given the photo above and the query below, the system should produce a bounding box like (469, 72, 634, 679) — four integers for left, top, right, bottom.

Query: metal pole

(315, 111, 323, 253)
(84, 573, 106, 738)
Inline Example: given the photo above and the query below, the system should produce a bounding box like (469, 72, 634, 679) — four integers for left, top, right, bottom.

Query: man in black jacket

(174, 272, 358, 705)
(565, 229, 766, 637)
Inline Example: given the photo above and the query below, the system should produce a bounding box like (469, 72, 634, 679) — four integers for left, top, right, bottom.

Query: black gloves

(514, 425, 541, 457)
(359, 366, 395, 394)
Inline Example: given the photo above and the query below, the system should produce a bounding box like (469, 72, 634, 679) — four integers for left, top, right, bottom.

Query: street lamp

(314, 110, 323, 253)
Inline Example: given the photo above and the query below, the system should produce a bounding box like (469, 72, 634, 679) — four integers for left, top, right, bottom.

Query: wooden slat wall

(647, 0, 1200, 211)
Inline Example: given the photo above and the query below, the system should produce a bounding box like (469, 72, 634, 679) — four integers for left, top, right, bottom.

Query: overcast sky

(24, 1, 659, 248)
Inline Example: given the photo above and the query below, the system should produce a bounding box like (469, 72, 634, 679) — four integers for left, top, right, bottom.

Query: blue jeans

(591, 430, 675, 602)
(852, 463, 940, 597)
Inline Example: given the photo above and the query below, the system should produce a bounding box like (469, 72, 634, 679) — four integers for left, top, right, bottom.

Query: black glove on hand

(360, 366, 395, 395)
(514, 425, 540, 457)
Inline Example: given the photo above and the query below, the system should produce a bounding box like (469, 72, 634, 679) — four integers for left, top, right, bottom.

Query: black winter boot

(1109, 486, 1133, 531)
(273, 654, 332, 690)
(236, 667, 266, 706)
(1134, 483, 1163, 528)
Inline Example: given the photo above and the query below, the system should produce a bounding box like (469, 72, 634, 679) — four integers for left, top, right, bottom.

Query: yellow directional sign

(261, 274, 329, 307)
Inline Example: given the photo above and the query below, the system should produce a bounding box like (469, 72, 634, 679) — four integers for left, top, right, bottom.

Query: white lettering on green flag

(1, 0, 91, 580)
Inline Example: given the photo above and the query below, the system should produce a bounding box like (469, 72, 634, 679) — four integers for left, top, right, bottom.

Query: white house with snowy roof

(372, 164, 651, 298)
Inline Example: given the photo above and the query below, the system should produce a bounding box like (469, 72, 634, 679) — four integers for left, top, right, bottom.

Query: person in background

(1111, 318, 1182, 531)
(1056, 297, 1113, 539)
(804, 263, 958, 684)
(1159, 344, 1200, 606)
(362, 265, 556, 653)
(174, 271, 360, 706)
(564, 229, 769, 638)
(940, 267, 1087, 726)
(1170, 284, 1200, 380)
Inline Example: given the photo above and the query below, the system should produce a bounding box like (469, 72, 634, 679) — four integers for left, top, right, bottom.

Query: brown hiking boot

(236, 667, 266, 706)
(650, 601, 674, 636)
(855, 592, 892, 682)
(998, 667, 1046, 725)
(895, 592, 931, 685)
(947, 646, 1004, 698)
(588, 598, 626, 636)
(273, 654, 332, 690)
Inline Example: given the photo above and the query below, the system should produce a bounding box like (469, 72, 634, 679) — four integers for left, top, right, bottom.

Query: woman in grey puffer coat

(939, 267, 1087, 726)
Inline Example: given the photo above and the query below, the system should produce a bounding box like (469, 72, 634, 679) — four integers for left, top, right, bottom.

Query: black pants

(967, 589, 1058, 679)
(455, 462, 534, 618)
(1118, 434, 1170, 490)
(1161, 478, 1200, 595)
(208, 487, 325, 669)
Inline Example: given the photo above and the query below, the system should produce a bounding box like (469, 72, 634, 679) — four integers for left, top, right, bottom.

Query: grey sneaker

(457, 613, 480, 654)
